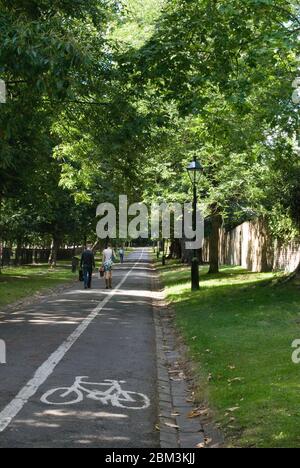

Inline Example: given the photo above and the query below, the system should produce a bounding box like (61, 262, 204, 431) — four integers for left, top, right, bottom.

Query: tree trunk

(199, 248, 204, 265)
(162, 239, 166, 265)
(169, 238, 181, 259)
(208, 214, 222, 274)
(273, 257, 300, 285)
(15, 240, 22, 266)
(283, 262, 300, 283)
(176, 238, 182, 259)
(48, 235, 60, 267)
(181, 237, 193, 264)
(92, 240, 100, 253)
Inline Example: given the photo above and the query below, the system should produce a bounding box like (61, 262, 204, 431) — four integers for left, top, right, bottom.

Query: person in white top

(102, 243, 116, 289)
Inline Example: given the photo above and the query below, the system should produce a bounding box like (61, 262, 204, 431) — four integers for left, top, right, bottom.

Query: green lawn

(0, 263, 76, 309)
(158, 261, 300, 448)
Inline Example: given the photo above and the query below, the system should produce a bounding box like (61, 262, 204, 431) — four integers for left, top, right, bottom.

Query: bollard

(72, 256, 79, 273)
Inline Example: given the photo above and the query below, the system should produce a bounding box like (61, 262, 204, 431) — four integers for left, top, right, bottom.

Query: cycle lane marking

(0, 249, 145, 432)
(40, 377, 150, 410)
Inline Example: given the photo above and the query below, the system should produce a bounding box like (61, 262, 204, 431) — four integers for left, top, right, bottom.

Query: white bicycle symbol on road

(41, 377, 150, 410)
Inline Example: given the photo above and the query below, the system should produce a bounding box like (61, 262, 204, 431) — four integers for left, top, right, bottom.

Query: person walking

(102, 243, 115, 289)
(80, 244, 95, 290)
(119, 246, 125, 264)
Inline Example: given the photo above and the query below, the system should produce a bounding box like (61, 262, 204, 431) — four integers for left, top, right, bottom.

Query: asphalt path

(0, 248, 159, 448)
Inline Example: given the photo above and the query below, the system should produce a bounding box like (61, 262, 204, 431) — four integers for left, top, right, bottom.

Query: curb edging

(151, 263, 224, 449)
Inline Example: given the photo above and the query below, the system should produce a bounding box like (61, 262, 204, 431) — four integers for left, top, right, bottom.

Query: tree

(0, 0, 116, 256)
(128, 0, 299, 273)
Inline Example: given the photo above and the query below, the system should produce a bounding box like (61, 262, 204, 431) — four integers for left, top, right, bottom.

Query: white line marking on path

(0, 250, 145, 432)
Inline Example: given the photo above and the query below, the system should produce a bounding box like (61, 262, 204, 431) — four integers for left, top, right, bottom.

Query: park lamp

(187, 155, 203, 291)
(187, 156, 203, 186)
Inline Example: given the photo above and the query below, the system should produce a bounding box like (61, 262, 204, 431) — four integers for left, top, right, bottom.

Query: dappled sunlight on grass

(161, 262, 300, 448)
(0, 264, 76, 309)
(160, 264, 277, 301)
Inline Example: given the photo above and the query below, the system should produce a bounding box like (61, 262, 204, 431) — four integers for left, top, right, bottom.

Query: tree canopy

(0, 0, 299, 269)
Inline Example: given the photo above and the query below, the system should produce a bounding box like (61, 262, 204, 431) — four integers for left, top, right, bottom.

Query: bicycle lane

(0, 249, 159, 448)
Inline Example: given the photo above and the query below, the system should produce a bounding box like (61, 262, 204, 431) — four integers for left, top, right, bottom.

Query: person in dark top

(80, 245, 96, 289)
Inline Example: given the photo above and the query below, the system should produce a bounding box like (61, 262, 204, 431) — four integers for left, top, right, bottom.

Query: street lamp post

(187, 156, 203, 291)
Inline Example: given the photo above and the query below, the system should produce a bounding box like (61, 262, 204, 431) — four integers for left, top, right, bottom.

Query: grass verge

(157, 260, 300, 448)
(0, 263, 76, 309)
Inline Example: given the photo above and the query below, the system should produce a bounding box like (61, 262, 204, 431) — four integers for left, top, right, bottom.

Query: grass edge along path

(157, 260, 300, 448)
(0, 263, 77, 310)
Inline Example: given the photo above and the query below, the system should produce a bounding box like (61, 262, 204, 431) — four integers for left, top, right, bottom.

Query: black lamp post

(187, 156, 203, 291)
